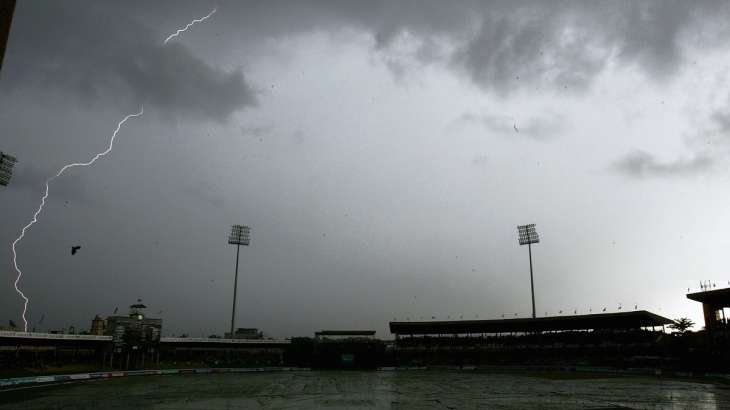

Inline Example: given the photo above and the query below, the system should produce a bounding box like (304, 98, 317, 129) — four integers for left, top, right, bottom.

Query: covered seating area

(390, 310, 675, 337)
(687, 288, 730, 332)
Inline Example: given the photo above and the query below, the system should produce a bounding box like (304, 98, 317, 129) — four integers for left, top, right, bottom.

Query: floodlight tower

(228, 224, 251, 338)
(0, 151, 17, 186)
(517, 224, 540, 319)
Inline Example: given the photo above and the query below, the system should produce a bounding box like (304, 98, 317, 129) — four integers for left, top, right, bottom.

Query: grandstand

(687, 287, 730, 332)
(0, 331, 291, 373)
(0, 331, 112, 375)
(389, 311, 676, 367)
(159, 337, 289, 368)
(315, 330, 376, 340)
(390, 310, 674, 336)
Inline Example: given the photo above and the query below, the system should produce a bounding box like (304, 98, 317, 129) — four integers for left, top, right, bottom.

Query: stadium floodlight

(228, 224, 251, 338)
(517, 224, 540, 319)
(228, 224, 251, 246)
(0, 151, 17, 186)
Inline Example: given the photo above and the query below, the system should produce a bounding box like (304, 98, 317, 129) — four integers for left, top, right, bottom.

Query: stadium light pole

(228, 224, 251, 339)
(517, 224, 540, 319)
(0, 151, 17, 187)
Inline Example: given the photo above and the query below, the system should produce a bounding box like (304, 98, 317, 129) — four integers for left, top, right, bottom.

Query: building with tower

(104, 302, 162, 369)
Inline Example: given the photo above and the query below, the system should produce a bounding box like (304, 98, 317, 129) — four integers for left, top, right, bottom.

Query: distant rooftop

(160, 337, 289, 345)
(0, 331, 111, 341)
(687, 288, 730, 306)
(390, 310, 674, 335)
(315, 330, 376, 337)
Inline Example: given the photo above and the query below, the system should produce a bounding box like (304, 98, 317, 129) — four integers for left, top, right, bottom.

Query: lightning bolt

(11, 107, 144, 331)
(11, 5, 220, 333)
(164, 7, 217, 44)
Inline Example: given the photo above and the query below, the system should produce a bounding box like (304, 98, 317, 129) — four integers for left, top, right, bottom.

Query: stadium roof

(315, 330, 376, 337)
(389, 310, 674, 335)
(687, 288, 730, 306)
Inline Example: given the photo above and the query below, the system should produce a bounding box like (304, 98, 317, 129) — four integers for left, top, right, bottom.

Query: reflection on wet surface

(2, 370, 729, 409)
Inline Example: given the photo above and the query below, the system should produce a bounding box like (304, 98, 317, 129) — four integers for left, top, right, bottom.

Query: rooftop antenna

(517, 223, 540, 318)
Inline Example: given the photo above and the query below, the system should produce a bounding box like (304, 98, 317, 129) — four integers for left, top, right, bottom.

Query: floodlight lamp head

(228, 224, 251, 245)
(517, 223, 539, 245)
(0, 152, 17, 187)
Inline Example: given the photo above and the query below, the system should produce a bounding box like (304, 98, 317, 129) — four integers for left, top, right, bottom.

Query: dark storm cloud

(711, 110, 730, 135)
(428, 1, 720, 93)
(2, 2, 255, 121)
(613, 150, 713, 178)
(6, 0, 719, 107)
(200, 0, 725, 93)
(453, 4, 607, 93)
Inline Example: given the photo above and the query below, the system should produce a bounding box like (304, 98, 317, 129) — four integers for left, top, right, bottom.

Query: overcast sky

(3, 0, 730, 338)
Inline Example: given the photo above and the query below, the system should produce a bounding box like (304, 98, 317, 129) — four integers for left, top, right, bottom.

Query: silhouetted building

(224, 328, 263, 339)
(687, 288, 730, 332)
(105, 303, 162, 369)
(0, 320, 19, 331)
(390, 310, 674, 336)
(389, 311, 676, 368)
(310, 330, 382, 369)
(90, 315, 106, 335)
(315, 330, 376, 340)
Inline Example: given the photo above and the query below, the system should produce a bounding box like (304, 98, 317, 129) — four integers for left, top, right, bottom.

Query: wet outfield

(2, 370, 729, 409)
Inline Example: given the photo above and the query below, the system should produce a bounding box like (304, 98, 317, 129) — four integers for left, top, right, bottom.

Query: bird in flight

(71, 246, 81, 255)
(513, 122, 519, 133)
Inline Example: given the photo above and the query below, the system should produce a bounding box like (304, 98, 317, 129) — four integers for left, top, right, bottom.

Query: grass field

(1, 370, 729, 409)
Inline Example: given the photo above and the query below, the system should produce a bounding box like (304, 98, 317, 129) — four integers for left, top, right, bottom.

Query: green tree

(668, 317, 695, 334)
